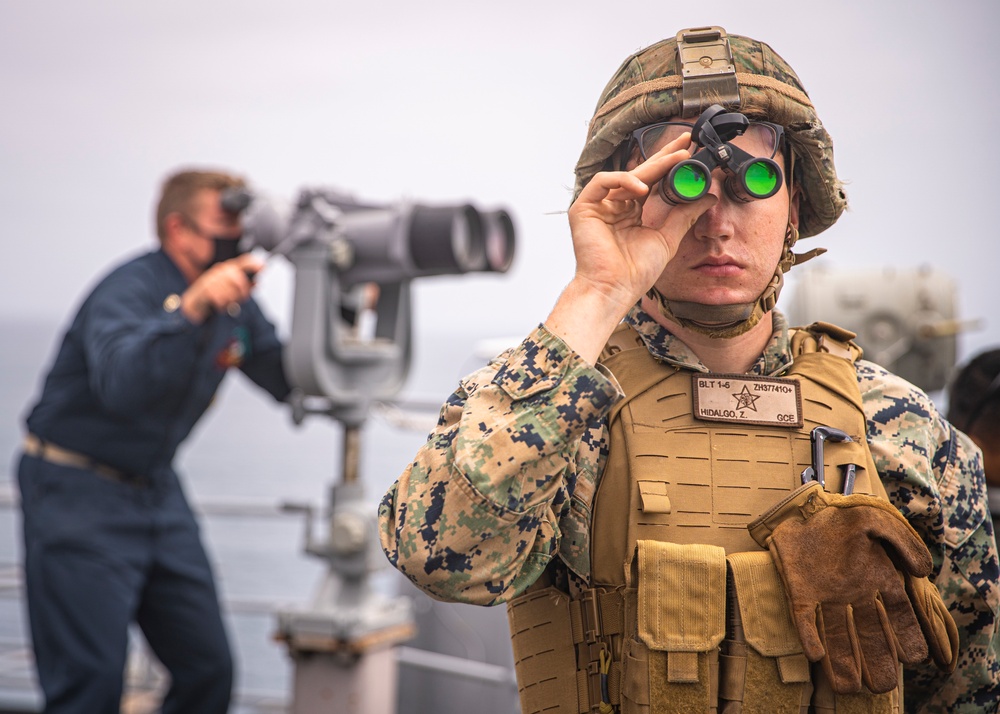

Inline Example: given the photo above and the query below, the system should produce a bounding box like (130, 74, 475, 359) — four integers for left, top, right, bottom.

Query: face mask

(208, 236, 245, 267)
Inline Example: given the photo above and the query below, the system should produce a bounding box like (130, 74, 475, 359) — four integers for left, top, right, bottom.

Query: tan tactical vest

(508, 323, 903, 714)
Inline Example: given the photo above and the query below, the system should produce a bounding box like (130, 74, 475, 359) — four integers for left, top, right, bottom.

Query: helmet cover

(573, 27, 846, 239)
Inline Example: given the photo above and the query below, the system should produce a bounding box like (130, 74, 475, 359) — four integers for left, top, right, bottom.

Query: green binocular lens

(741, 160, 781, 199)
(662, 161, 710, 203)
(660, 156, 783, 204)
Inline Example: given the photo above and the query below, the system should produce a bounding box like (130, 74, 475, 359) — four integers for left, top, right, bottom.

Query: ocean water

(0, 317, 521, 713)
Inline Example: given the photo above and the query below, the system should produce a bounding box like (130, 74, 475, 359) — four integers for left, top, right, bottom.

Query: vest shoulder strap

(789, 321, 864, 362)
(599, 323, 677, 423)
(598, 322, 647, 362)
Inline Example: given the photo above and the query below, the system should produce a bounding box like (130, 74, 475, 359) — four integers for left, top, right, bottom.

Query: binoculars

(222, 187, 516, 285)
(660, 104, 784, 205)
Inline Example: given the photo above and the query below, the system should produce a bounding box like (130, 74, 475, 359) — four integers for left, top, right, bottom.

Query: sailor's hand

(182, 254, 263, 323)
(567, 132, 716, 313)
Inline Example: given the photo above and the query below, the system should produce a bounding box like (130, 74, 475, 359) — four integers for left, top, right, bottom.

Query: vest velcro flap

(637, 540, 726, 652)
(638, 480, 672, 513)
(726, 551, 808, 681)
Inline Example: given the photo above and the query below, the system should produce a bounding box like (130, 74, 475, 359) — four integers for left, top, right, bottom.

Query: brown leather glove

(906, 572, 959, 673)
(749, 483, 935, 695)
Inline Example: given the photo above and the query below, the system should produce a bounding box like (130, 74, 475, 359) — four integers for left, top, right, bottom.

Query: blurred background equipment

(784, 265, 982, 394)
(232, 186, 515, 425)
(229, 186, 516, 714)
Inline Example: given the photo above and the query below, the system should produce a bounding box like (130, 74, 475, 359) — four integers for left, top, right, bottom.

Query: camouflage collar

(624, 305, 795, 377)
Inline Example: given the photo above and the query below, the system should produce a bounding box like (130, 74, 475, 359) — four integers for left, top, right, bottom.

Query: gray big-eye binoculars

(220, 186, 516, 425)
(222, 187, 515, 283)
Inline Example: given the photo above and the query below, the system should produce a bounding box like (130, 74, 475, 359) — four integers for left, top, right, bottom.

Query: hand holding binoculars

(660, 104, 784, 205)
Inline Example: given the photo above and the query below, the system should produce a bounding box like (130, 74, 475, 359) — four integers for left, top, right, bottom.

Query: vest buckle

(580, 588, 602, 643)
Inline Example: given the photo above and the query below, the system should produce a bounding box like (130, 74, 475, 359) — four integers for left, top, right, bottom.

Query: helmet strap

(647, 225, 793, 338)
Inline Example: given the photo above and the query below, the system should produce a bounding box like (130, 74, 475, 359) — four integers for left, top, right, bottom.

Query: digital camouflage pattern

(379, 307, 1000, 713)
(574, 31, 847, 240)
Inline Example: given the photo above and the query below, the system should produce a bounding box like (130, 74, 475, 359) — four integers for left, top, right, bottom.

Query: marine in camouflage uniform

(379, 27, 999, 712)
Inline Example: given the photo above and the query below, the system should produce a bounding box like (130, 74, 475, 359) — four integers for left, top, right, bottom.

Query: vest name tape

(692, 374, 803, 428)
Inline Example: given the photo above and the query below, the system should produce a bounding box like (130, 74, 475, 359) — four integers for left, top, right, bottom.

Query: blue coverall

(17, 249, 291, 714)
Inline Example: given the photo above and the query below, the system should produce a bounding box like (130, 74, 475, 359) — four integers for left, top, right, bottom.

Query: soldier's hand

(181, 254, 263, 323)
(545, 134, 717, 363)
(567, 132, 716, 313)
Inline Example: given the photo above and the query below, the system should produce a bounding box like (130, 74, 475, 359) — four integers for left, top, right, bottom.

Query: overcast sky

(2, 0, 998, 371)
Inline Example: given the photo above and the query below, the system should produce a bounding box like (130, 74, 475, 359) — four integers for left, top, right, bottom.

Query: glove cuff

(749, 482, 827, 548)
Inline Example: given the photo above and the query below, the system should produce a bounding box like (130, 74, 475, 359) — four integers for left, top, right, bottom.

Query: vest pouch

(631, 540, 726, 713)
(720, 551, 812, 714)
(508, 586, 582, 714)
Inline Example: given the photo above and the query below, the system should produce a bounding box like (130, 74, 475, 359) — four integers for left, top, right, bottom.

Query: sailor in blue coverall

(16, 169, 291, 714)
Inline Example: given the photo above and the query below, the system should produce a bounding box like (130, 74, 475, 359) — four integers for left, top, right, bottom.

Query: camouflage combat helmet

(574, 27, 846, 338)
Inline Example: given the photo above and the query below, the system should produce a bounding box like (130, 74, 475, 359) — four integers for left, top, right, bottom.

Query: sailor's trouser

(17, 453, 233, 714)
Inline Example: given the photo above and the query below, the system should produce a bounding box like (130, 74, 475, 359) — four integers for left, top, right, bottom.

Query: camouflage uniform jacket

(379, 306, 1000, 712)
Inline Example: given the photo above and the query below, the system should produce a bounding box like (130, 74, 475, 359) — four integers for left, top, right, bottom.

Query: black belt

(24, 434, 148, 486)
